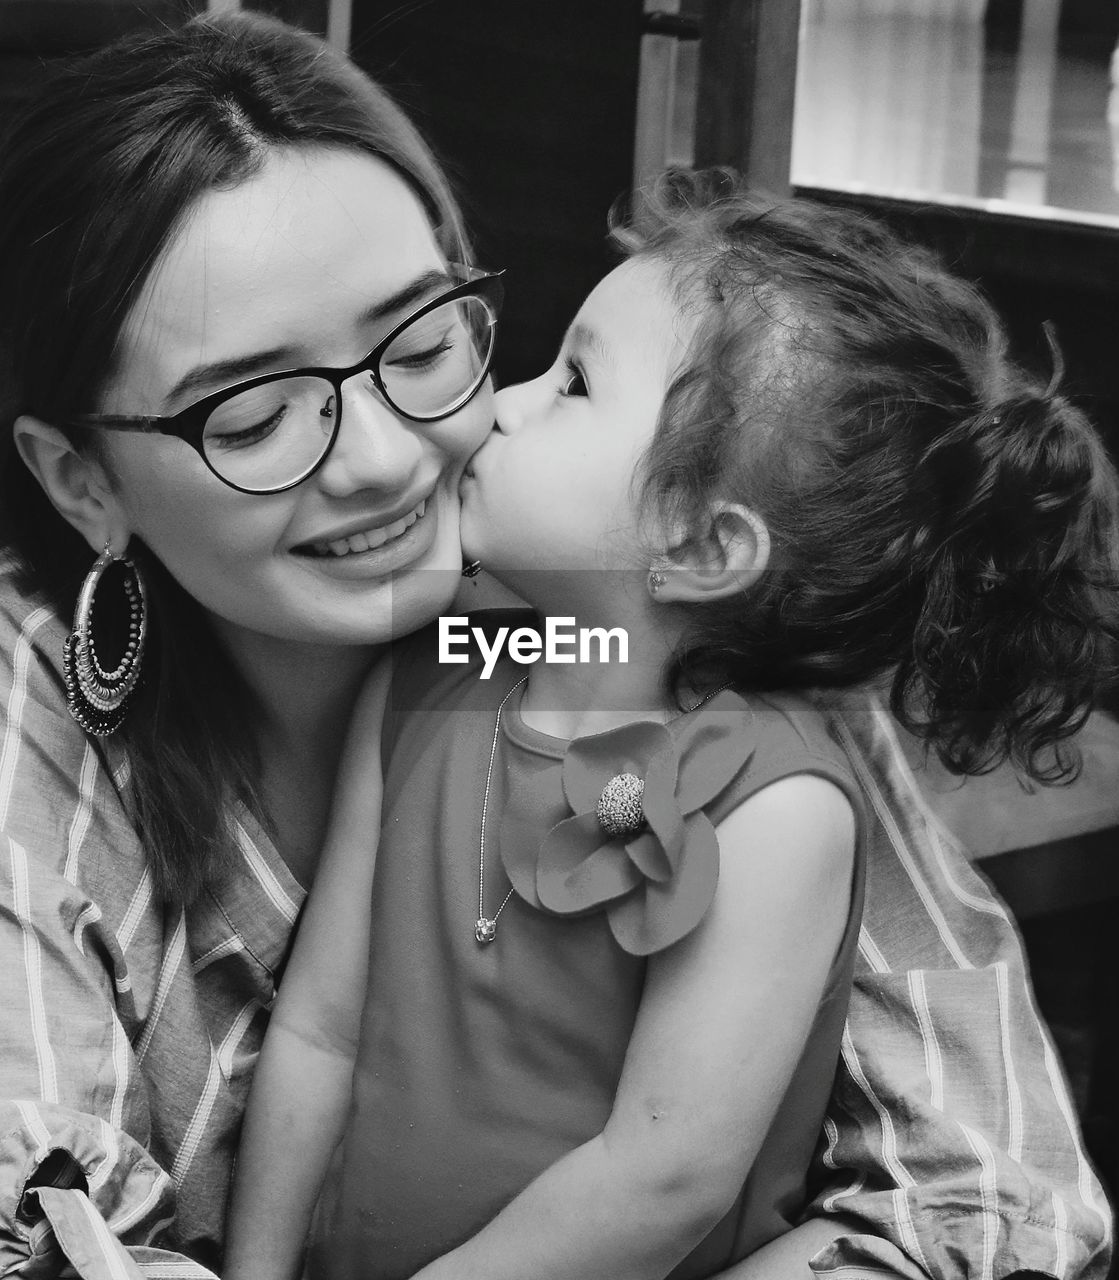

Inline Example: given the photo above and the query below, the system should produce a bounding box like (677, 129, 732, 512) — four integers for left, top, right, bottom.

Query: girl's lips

(301, 498, 427, 558)
(460, 456, 486, 490)
(462, 434, 497, 482)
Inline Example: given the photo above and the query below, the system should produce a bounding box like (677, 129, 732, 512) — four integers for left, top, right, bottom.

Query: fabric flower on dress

(499, 693, 754, 956)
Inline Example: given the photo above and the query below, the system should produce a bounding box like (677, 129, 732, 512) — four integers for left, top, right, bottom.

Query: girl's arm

(224, 663, 392, 1280)
(409, 773, 857, 1280)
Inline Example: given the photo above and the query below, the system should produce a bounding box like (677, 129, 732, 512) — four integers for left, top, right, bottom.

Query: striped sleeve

(1, 583, 223, 1279)
(805, 694, 1113, 1280)
(0, 833, 217, 1280)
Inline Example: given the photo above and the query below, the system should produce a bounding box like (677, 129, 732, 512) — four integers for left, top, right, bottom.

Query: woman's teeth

(312, 499, 426, 558)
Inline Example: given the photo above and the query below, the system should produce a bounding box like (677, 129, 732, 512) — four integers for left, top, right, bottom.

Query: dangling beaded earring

(62, 543, 148, 737)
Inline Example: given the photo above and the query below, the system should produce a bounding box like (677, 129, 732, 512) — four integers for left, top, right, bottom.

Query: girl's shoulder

(724, 686, 848, 758)
(677, 687, 861, 828)
(499, 684, 864, 957)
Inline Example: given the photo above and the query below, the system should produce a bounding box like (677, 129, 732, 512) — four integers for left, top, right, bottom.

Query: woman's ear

(649, 502, 770, 604)
(13, 415, 130, 554)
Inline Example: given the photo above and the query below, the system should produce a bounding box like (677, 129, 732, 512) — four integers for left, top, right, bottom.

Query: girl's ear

(650, 502, 770, 604)
(13, 415, 131, 555)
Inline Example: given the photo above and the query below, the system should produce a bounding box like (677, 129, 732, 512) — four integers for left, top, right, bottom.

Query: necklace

(474, 676, 528, 944)
(679, 682, 731, 716)
(473, 678, 732, 946)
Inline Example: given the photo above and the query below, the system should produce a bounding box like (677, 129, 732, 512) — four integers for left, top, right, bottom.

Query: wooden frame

(693, 0, 800, 194)
(635, 0, 801, 194)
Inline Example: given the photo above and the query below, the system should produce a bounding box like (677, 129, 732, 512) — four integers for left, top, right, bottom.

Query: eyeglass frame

(65, 266, 505, 496)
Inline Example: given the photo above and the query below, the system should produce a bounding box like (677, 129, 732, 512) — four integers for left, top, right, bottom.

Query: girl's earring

(462, 559, 483, 580)
(647, 570, 667, 596)
(63, 542, 148, 737)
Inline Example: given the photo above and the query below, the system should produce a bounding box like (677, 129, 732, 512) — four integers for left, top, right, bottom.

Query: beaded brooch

(499, 692, 755, 956)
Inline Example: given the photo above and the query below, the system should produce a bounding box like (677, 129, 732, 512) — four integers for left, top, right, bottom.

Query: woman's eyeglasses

(67, 267, 503, 495)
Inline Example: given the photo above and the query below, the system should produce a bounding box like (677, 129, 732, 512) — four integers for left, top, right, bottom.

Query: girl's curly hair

(618, 169, 1119, 782)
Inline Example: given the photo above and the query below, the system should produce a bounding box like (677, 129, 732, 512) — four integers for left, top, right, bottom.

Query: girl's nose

(315, 374, 423, 496)
(493, 376, 547, 435)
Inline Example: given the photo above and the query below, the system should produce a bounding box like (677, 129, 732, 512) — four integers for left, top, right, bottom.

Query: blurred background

(1, 0, 1117, 1247)
(3, 0, 1118, 428)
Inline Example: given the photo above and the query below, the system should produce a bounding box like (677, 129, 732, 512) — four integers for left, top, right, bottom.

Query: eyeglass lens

(200, 294, 497, 492)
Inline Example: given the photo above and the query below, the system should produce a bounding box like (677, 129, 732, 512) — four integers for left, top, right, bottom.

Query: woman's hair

(619, 169, 1119, 782)
(0, 13, 471, 903)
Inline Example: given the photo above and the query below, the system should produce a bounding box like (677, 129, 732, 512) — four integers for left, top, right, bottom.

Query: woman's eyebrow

(355, 268, 453, 327)
(163, 345, 301, 410)
(162, 268, 455, 410)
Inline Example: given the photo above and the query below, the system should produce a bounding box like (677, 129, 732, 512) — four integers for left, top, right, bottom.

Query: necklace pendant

(475, 916, 498, 945)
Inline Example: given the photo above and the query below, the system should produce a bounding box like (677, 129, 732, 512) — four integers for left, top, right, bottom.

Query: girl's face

(459, 258, 687, 595)
(97, 146, 491, 654)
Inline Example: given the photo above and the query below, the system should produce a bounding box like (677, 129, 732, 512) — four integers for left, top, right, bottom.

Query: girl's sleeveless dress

(310, 619, 866, 1280)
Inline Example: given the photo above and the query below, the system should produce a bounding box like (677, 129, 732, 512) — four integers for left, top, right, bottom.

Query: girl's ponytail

(898, 385, 1119, 781)
(619, 174, 1118, 783)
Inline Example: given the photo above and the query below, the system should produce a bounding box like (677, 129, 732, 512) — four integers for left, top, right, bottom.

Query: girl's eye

(559, 360, 588, 398)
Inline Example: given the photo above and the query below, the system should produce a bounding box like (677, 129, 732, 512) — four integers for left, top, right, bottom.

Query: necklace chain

(473, 677, 731, 946)
(474, 676, 528, 945)
(682, 682, 731, 714)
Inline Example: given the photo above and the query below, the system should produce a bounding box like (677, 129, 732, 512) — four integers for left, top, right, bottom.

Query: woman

(0, 13, 1110, 1280)
(0, 14, 497, 1276)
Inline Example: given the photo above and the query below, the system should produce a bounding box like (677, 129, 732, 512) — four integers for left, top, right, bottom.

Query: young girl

(226, 172, 1119, 1280)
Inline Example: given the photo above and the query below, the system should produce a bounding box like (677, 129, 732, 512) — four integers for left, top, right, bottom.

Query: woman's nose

(316, 374, 423, 495)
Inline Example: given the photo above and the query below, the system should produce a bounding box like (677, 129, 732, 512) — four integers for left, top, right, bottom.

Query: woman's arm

(807, 692, 1114, 1280)
(1, 602, 234, 1278)
(409, 773, 857, 1280)
(224, 663, 391, 1280)
(0, 831, 221, 1280)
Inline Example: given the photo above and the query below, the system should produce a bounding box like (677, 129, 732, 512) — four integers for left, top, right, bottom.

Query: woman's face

(97, 146, 491, 654)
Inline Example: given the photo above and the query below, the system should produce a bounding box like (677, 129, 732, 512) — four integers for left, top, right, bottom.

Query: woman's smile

(294, 492, 437, 578)
(300, 494, 429, 558)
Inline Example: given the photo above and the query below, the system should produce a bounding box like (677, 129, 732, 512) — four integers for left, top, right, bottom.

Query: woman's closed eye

(205, 393, 296, 451)
(386, 330, 456, 374)
(207, 408, 287, 450)
(558, 358, 588, 398)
